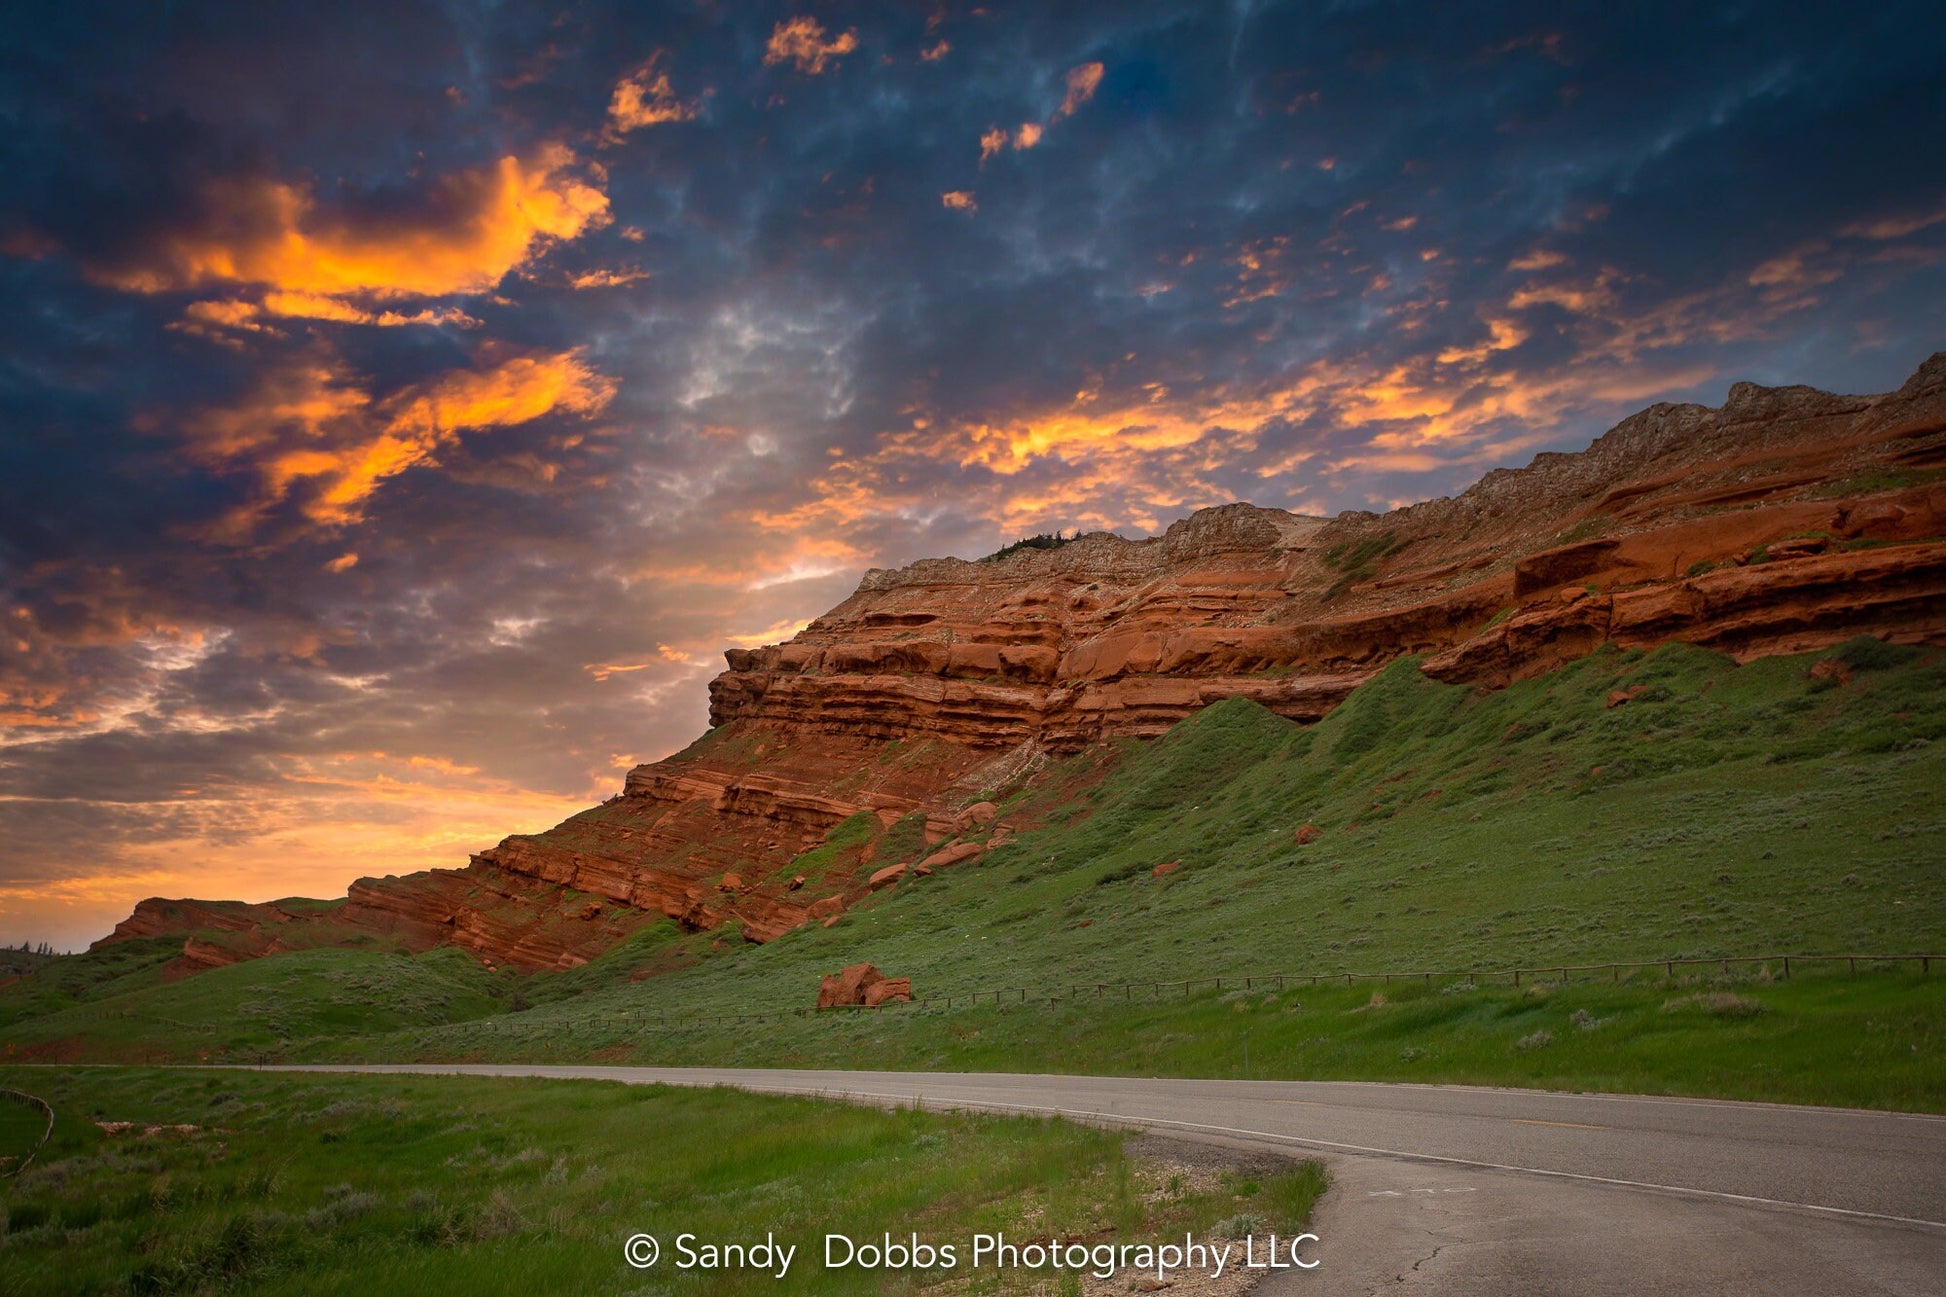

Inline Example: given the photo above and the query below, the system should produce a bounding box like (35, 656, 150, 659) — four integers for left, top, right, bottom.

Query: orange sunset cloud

(187, 350, 618, 531)
(1057, 62, 1105, 118)
(94, 145, 608, 325)
(976, 62, 1102, 161)
(605, 54, 703, 138)
(764, 17, 860, 75)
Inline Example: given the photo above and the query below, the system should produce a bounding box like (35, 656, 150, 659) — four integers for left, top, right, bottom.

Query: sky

(2, 1, 1943, 949)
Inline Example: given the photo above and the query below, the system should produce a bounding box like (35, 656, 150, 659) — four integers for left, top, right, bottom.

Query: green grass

(0, 947, 63, 978)
(1807, 466, 1946, 498)
(0, 937, 186, 1033)
(2, 948, 504, 1061)
(272, 964, 1945, 1112)
(0, 1067, 1320, 1296)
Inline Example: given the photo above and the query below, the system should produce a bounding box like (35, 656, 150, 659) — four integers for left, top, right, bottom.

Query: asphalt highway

(270, 1065, 1946, 1294)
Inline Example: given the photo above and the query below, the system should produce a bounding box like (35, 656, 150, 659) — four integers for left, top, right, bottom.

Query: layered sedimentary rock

(96, 355, 1946, 971)
(710, 355, 1946, 745)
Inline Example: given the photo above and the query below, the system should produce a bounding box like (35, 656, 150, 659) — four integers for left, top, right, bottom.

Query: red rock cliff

(96, 355, 1946, 969)
(711, 355, 1946, 749)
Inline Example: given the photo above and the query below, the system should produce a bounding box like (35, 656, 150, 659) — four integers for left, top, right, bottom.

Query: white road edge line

(724, 1082, 1946, 1235)
(249, 1065, 1946, 1234)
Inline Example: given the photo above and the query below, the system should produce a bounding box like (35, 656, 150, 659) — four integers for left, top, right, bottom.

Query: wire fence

(40, 951, 1939, 1047)
(442, 950, 1940, 1034)
(0, 1089, 55, 1178)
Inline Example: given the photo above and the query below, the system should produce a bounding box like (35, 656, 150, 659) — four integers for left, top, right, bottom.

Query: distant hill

(0, 946, 62, 978)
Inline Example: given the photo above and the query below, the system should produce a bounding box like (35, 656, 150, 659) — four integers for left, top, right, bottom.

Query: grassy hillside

(0, 937, 184, 1034)
(1, 947, 505, 1061)
(425, 638, 1941, 1011)
(5, 639, 1941, 1106)
(0, 1066, 1321, 1296)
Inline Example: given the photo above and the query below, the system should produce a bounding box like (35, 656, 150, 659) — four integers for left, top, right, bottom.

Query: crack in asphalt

(1406, 1240, 1447, 1279)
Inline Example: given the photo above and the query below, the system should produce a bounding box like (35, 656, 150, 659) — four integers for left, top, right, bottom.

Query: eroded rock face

(816, 961, 912, 1008)
(96, 355, 1946, 974)
(864, 977, 913, 1007)
(712, 356, 1946, 744)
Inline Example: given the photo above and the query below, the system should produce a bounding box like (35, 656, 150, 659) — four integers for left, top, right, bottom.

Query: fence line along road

(63, 952, 1941, 1046)
(440, 950, 1937, 1036)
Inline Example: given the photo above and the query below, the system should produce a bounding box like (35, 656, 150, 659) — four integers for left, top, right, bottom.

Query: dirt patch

(1084, 1136, 1321, 1297)
(15, 1035, 89, 1063)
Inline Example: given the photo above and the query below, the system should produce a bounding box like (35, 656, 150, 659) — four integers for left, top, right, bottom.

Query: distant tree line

(980, 530, 1082, 563)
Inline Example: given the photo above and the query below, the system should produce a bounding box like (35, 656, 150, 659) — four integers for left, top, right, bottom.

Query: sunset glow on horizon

(3, 2, 1942, 948)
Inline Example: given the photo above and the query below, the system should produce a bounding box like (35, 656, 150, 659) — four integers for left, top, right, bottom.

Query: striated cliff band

(98, 355, 1946, 973)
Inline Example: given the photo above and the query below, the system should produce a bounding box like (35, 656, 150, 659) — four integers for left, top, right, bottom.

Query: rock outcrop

(816, 961, 912, 1008)
(96, 354, 1946, 973)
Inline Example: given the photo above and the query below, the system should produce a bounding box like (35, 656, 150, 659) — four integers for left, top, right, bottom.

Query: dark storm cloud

(2, 0, 1942, 945)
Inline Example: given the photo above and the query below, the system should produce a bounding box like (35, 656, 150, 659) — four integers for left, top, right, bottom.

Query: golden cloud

(605, 55, 702, 139)
(1057, 62, 1105, 118)
(97, 145, 608, 304)
(180, 293, 484, 336)
(1226, 235, 1292, 307)
(1435, 316, 1528, 366)
(764, 17, 860, 74)
(976, 121, 1045, 156)
(942, 190, 978, 212)
(184, 298, 275, 331)
(903, 380, 1319, 479)
(187, 349, 617, 531)
(1507, 269, 1621, 315)
(976, 65, 1101, 161)
(566, 267, 652, 290)
(733, 273, 1773, 550)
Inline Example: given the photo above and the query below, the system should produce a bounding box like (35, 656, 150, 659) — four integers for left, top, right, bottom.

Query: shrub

(1832, 635, 1921, 673)
(1662, 992, 1764, 1018)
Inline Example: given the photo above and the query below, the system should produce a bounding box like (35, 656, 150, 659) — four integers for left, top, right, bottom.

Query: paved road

(271, 1065, 1946, 1294)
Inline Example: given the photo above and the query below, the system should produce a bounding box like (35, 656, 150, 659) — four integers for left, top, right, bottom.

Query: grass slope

(0, 1067, 1321, 1296)
(3, 948, 504, 1062)
(432, 640, 1941, 998)
(383, 966, 1938, 1111)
